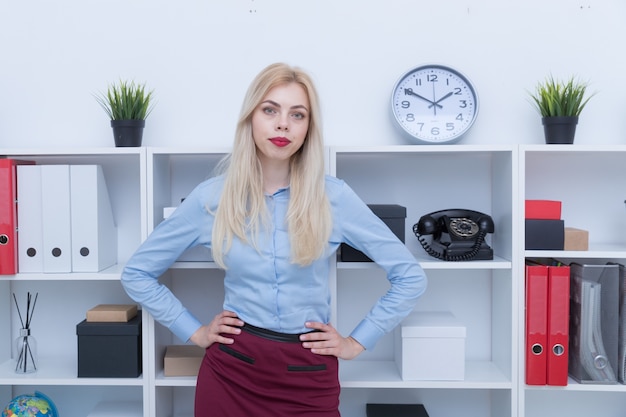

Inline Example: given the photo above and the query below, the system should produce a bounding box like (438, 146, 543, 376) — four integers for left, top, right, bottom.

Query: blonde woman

(121, 63, 427, 416)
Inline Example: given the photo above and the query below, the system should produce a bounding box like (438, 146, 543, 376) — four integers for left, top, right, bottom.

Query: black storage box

(77, 314, 142, 377)
(341, 204, 406, 262)
(525, 219, 564, 250)
(366, 403, 429, 417)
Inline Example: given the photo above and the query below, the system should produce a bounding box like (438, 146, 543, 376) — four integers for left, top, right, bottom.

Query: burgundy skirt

(195, 323, 341, 417)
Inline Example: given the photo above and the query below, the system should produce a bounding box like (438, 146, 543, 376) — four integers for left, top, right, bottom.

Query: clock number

(453, 87, 462, 95)
(431, 127, 440, 136)
(415, 78, 422, 86)
(427, 74, 438, 82)
(406, 113, 415, 122)
(456, 113, 464, 121)
(446, 123, 454, 131)
(459, 100, 467, 108)
(401, 100, 410, 109)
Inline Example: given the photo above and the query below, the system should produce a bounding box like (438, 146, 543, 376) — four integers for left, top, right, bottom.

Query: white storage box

(395, 311, 466, 381)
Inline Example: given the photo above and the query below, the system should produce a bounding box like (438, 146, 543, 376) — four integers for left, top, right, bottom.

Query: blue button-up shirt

(121, 175, 427, 351)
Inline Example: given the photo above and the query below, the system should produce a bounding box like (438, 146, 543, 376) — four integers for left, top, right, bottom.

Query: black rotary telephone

(413, 209, 494, 261)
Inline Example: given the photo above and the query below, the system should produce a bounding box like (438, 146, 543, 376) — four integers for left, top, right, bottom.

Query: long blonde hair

(212, 63, 332, 268)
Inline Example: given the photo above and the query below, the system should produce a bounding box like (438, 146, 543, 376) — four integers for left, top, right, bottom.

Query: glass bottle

(15, 328, 37, 374)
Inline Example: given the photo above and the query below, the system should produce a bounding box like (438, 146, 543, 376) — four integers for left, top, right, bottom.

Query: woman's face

(251, 82, 310, 166)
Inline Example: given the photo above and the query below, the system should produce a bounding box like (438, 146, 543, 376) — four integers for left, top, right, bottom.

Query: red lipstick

(269, 137, 291, 147)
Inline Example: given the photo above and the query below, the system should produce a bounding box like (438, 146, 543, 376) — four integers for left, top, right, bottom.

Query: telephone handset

(413, 209, 495, 261)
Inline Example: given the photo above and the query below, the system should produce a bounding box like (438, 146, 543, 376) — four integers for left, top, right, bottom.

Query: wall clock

(391, 64, 479, 144)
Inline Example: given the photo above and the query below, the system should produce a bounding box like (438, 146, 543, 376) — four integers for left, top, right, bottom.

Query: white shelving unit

(520, 145, 626, 417)
(12, 144, 626, 416)
(330, 145, 518, 417)
(0, 148, 147, 417)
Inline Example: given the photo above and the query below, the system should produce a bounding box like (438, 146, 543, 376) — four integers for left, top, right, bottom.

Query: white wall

(1, 0, 624, 148)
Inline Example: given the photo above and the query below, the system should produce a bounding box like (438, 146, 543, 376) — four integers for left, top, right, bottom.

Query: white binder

(16, 165, 44, 273)
(41, 165, 72, 273)
(70, 165, 117, 272)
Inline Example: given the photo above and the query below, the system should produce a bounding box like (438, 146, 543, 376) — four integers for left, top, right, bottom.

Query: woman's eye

(263, 107, 277, 115)
(292, 112, 306, 120)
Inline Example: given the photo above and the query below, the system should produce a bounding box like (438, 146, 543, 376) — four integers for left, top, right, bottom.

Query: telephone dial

(413, 209, 494, 261)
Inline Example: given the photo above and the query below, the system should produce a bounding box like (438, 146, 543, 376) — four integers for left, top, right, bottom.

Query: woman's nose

(276, 115, 289, 131)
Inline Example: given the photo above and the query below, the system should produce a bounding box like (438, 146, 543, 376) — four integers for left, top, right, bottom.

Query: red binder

(547, 265, 570, 386)
(525, 264, 548, 385)
(0, 158, 34, 275)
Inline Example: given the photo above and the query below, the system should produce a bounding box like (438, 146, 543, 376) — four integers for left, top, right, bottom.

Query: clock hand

(403, 89, 443, 109)
(428, 91, 454, 108)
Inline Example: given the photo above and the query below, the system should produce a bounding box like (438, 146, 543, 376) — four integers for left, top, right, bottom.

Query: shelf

(87, 401, 143, 417)
(331, 144, 515, 154)
(8, 264, 125, 281)
(525, 378, 626, 392)
(525, 247, 626, 259)
(153, 360, 511, 390)
(155, 372, 197, 387)
(0, 357, 143, 386)
(339, 360, 511, 389)
(338, 255, 512, 270)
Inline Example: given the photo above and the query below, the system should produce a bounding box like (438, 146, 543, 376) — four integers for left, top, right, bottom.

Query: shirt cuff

(169, 310, 203, 342)
(349, 319, 386, 351)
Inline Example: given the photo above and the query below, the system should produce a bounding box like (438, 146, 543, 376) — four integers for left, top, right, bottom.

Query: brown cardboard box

(86, 304, 138, 322)
(564, 227, 589, 251)
(164, 345, 205, 376)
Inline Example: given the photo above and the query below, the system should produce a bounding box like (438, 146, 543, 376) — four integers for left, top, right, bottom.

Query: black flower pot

(542, 116, 578, 144)
(111, 119, 145, 147)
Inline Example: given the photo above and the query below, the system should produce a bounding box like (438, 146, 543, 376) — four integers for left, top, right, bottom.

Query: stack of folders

(569, 262, 620, 384)
(16, 164, 117, 273)
(525, 261, 570, 386)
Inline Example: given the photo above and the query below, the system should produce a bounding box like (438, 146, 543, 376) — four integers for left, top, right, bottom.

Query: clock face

(391, 65, 478, 144)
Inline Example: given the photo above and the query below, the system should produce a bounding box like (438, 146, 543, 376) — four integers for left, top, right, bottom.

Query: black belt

(241, 323, 318, 343)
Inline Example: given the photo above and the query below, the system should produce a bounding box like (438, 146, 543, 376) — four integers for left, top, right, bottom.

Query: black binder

(366, 404, 429, 417)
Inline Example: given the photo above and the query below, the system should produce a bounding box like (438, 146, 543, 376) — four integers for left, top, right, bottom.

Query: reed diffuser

(13, 292, 38, 373)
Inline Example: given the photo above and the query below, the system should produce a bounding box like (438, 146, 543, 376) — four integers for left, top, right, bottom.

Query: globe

(2, 391, 58, 417)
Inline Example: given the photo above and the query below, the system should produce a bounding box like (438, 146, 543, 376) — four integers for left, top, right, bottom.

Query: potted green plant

(95, 80, 155, 147)
(529, 75, 594, 144)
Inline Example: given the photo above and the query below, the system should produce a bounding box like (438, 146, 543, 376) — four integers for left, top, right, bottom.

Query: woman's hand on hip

(300, 321, 365, 360)
(190, 310, 244, 348)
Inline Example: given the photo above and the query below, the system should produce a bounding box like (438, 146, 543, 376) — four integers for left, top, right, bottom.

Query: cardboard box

(341, 204, 406, 262)
(395, 311, 466, 380)
(86, 304, 138, 322)
(164, 345, 205, 376)
(564, 227, 589, 251)
(525, 219, 564, 250)
(77, 314, 142, 377)
(525, 200, 562, 220)
(569, 263, 619, 384)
